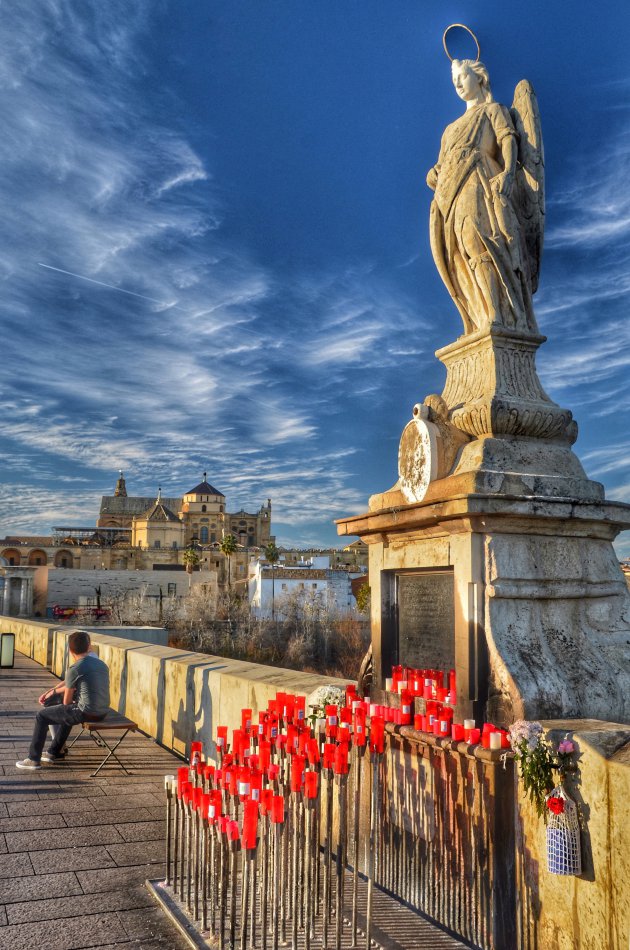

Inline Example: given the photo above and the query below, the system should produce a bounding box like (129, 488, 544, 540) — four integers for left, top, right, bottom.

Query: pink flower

(558, 739, 574, 755)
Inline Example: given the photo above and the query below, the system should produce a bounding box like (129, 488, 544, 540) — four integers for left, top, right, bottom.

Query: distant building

(249, 555, 364, 618)
(99, 472, 272, 550)
(279, 540, 368, 573)
(0, 472, 273, 599)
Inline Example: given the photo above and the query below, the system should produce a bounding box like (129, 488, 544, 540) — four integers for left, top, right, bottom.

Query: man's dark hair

(68, 631, 91, 655)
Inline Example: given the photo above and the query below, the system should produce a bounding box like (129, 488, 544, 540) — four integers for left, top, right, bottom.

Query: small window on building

(154, 540, 161, 549)
(281, 583, 287, 591)
(167, 583, 176, 596)
(200, 527, 209, 543)
(172, 541, 178, 549)
(312, 583, 317, 589)
(202, 505, 207, 512)
(211, 533, 216, 543)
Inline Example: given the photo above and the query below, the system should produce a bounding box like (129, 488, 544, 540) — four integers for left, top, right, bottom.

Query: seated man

(16, 630, 110, 770)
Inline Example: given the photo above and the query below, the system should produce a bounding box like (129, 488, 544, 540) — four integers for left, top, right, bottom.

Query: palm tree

(220, 533, 237, 589)
(264, 542, 280, 620)
(183, 546, 201, 588)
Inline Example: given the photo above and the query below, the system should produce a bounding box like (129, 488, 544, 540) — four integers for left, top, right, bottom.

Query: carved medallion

(398, 408, 439, 503)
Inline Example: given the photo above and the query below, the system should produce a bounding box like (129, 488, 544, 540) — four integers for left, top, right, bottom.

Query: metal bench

(68, 710, 139, 777)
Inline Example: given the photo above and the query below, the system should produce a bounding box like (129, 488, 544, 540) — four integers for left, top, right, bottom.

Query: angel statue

(427, 25, 544, 336)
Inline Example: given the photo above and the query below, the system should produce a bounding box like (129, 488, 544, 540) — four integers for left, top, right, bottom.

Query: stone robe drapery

(429, 102, 538, 335)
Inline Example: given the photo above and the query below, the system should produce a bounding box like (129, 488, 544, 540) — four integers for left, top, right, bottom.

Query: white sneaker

(16, 758, 41, 770)
(41, 751, 66, 763)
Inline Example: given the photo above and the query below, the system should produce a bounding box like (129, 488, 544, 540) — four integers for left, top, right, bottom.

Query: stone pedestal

(337, 484, 630, 726)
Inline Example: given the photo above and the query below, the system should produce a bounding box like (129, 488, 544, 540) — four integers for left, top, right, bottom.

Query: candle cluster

(163, 684, 388, 950)
(383, 665, 510, 749)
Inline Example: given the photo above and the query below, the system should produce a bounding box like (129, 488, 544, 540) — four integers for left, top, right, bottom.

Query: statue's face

(452, 64, 481, 102)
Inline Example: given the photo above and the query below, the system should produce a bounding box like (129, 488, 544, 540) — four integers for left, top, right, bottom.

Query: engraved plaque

(397, 571, 454, 669)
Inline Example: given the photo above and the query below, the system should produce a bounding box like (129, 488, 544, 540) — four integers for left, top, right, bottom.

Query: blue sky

(1, 2, 629, 552)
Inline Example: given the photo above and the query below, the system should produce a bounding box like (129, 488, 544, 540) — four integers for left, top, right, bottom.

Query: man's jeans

(28, 701, 84, 761)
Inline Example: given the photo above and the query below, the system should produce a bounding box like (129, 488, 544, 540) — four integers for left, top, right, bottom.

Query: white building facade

(248, 556, 365, 618)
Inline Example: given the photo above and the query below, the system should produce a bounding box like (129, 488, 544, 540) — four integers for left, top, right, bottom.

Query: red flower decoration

(547, 796, 565, 815)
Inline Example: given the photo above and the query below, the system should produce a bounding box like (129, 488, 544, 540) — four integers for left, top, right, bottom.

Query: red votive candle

(323, 743, 336, 771)
(290, 754, 306, 792)
(400, 689, 412, 726)
(284, 694, 296, 722)
(177, 766, 189, 795)
(238, 767, 251, 800)
(353, 706, 367, 745)
(275, 692, 286, 718)
(287, 725, 298, 752)
(305, 771, 318, 799)
(451, 723, 465, 741)
(227, 819, 240, 842)
(338, 725, 352, 745)
(216, 726, 228, 750)
(307, 737, 320, 766)
(190, 741, 203, 767)
(369, 717, 385, 754)
(271, 795, 285, 824)
(413, 714, 423, 731)
(334, 744, 349, 775)
(258, 740, 271, 771)
(242, 799, 258, 850)
(468, 728, 481, 745)
(325, 706, 338, 739)
(295, 696, 306, 721)
(241, 709, 253, 732)
(260, 788, 273, 817)
(192, 786, 203, 811)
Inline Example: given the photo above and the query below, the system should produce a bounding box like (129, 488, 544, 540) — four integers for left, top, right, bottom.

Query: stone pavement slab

(0, 912, 129, 950)
(29, 845, 116, 873)
(6, 885, 153, 924)
(0, 852, 33, 879)
(77, 862, 166, 894)
(115, 818, 165, 841)
(0, 652, 190, 950)
(5, 822, 124, 853)
(0, 870, 82, 904)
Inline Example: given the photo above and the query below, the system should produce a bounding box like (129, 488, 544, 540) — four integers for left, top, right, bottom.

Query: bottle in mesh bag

(546, 785, 581, 875)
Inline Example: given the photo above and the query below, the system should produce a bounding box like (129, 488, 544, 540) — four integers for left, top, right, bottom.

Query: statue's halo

(442, 24, 481, 63)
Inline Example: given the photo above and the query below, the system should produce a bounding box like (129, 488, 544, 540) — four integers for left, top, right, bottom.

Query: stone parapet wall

(4, 616, 346, 760)
(516, 720, 630, 950)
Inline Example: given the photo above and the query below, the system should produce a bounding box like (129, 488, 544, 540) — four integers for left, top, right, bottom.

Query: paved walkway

(0, 651, 189, 950)
(1, 652, 471, 950)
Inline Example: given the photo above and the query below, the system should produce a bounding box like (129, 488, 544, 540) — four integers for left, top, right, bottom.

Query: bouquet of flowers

(508, 720, 556, 820)
(509, 722, 579, 822)
(307, 685, 345, 724)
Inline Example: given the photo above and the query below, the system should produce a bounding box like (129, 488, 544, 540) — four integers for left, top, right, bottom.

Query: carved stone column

(18, 577, 32, 617)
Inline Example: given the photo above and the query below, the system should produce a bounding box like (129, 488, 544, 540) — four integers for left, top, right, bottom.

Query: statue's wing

(510, 80, 545, 293)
